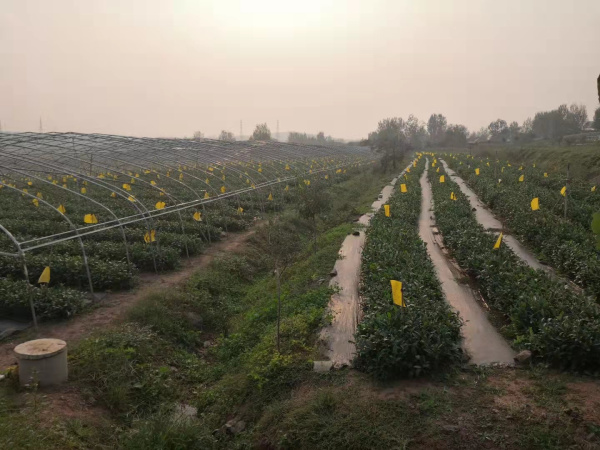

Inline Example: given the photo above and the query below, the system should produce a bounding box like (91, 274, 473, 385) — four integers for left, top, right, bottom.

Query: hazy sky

(1, 0, 599, 139)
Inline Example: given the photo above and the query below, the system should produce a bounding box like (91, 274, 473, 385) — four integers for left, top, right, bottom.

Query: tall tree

(488, 119, 509, 141)
(251, 123, 271, 141)
(593, 107, 600, 131)
(218, 130, 236, 141)
(192, 131, 204, 140)
(569, 103, 588, 130)
(427, 114, 447, 146)
(444, 124, 469, 146)
(369, 117, 409, 170)
(405, 114, 428, 149)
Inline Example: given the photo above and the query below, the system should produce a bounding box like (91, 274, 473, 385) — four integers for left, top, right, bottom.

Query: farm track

(0, 225, 260, 370)
(419, 162, 514, 365)
(318, 171, 402, 368)
(439, 159, 549, 272)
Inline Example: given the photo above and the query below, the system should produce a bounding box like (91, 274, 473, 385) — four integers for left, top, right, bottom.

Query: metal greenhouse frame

(0, 132, 371, 327)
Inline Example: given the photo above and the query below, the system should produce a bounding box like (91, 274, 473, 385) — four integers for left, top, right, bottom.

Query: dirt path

(0, 227, 258, 369)
(318, 170, 405, 368)
(419, 162, 514, 365)
(440, 159, 548, 272)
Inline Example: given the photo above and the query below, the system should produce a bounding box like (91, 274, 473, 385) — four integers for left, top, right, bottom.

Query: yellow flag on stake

(390, 280, 405, 307)
(384, 204, 390, 217)
(400, 184, 407, 193)
(440, 175, 445, 183)
(193, 211, 202, 222)
(57, 204, 66, 214)
(493, 232, 503, 250)
(450, 192, 457, 200)
(519, 174, 524, 182)
(38, 266, 51, 284)
(84, 214, 98, 224)
(560, 186, 566, 197)
(531, 198, 540, 211)
(475, 168, 480, 175)
(267, 193, 273, 201)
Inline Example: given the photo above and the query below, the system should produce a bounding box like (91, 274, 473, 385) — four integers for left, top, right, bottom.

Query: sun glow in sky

(1, 0, 599, 139)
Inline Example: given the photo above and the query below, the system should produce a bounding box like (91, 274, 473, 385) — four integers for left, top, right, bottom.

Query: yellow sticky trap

(325, 175, 329, 180)
(592, 186, 596, 192)
(407, 167, 411, 173)
(436, 167, 440, 173)
(493, 232, 503, 250)
(32, 198, 39, 207)
(57, 204, 66, 214)
(475, 168, 480, 175)
(144, 229, 157, 244)
(222, 175, 226, 181)
(501, 167, 504, 173)
(123, 183, 131, 191)
(220, 186, 226, 194)
(193, 211, 202, 222)
(450, 192, 457, 201)
(487, 162, 490, 167)
(384, 204, 390, 217)
(390, 280, 405, 307)
(111, 192, 116, 198)
(204, 192, 210, 199)
(27, 181, 33, 186)
(36, 192, 43, 199)
(237, 207, 244, 214)
(38, 266, 51, 284)
(519, 166, 523, 170)
(285, 185, 289, 192)
(128, 196, 136, 202)
(81, 187, 87, 194)
(413, 161, 416, 167)
(135, 173, 140, 178)
(151, 180, 156, 186)
(531, 198, 540, 211)
(179, 173, 184, 181)
(98, 174, 105, 179)
(544, 173, 548, 178)
(155, 201, 166, 210)
(268, 193, 273, 201)
(519, 175, 524, 182)
(258, 168, 262, 173)
(285, 164, 290, 170)
(560, 186, 566, 197)
(400, 184, 407, 193)
(84, 214, 98, 224)
(439, 175, 445, 183)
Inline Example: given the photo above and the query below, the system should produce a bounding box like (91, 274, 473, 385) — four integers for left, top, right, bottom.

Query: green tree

(218, 130, 236, 141)
(251, 123, 271, 141)
(592, 107, 600, 130)
(427, 113, 447, 146)
(369, 117, 410, 170)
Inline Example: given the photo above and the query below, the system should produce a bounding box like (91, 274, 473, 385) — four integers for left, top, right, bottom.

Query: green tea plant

(429, 160, 600, 371)
(355, 157, 463, 379)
